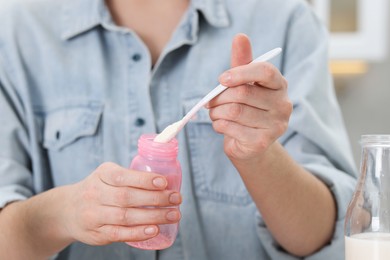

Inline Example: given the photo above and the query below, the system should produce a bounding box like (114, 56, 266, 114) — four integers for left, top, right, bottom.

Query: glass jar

(126, 134, 182, 250)
(345, 135, 390, 259)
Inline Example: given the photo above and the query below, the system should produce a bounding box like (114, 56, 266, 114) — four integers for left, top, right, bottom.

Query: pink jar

(126, 134, 182, 250)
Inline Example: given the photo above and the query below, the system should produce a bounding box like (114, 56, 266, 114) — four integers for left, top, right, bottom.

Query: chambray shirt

(0, 0, 357, 259)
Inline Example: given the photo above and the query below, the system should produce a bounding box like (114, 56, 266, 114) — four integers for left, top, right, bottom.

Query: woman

(0, 0, 357, 259)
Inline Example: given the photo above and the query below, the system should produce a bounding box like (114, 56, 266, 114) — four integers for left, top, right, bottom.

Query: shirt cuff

(255, 212, 346, 259)
(0, 185, 32, 209)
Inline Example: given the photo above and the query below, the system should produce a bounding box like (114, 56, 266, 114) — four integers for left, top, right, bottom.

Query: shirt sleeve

(255, 2, 358, 259)
(0, 65, 34, 209)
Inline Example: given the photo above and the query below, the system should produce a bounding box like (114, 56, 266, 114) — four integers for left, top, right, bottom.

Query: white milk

(345, 232, 390, 260)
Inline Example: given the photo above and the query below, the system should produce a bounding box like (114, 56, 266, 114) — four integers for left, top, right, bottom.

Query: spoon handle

(182, 47, 282, 123)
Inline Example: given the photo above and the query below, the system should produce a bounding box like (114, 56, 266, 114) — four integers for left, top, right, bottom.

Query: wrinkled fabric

(0, 0, 357, 259)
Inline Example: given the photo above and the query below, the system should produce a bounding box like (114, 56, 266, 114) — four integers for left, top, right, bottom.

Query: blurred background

(309, 0, 389, 167)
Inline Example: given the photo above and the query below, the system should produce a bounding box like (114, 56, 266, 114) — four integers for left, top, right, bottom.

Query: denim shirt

(0, 0, 357, 259)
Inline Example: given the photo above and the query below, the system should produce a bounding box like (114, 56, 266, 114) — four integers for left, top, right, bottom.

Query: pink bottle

(126, 134, 182, 250)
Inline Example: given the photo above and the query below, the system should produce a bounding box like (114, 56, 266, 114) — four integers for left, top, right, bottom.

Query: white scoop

(154, 47, 282, 143)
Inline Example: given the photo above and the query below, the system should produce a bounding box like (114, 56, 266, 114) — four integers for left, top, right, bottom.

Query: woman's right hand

(61, 162, 182, 245)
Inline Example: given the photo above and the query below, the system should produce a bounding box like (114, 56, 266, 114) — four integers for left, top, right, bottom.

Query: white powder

(154, 120, 183, 143)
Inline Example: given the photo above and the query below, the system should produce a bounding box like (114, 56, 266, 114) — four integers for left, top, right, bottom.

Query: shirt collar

(191, 0, 230, 28)
(61, 0, 105, 40)
(61, 0, 230, 41)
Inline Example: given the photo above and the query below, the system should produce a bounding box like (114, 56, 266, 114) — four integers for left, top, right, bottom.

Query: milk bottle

(345, 135, 390, 260)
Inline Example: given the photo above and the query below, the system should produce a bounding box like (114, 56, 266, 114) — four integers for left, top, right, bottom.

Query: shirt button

(135, 118, 145, 127)
(132, 53, 142, 62)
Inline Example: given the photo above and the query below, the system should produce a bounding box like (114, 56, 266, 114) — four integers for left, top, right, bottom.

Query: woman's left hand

(207, 33, 292, 162)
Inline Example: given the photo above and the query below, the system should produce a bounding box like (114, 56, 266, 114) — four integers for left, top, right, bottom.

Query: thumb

(231, 33, 253, 68)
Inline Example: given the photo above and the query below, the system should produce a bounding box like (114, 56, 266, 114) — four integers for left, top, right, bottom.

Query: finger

(97, 162, 168, 190)
(99, 224, 159, 243)
(209, 103, 270, 128)
(220, 62, 287, 90)
(209, 103, 289, 140)
(98, 206, 181, 226)
(231, 33, 253, 67)
(212, 119, 263, 144)
(208, 83, 284, 111)
(212, 118, 288, 153)
(100, 185, 182, 207)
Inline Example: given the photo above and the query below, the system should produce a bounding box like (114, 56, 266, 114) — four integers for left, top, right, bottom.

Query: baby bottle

(126, 134, 182, 250)
(345, 135, 390, 260)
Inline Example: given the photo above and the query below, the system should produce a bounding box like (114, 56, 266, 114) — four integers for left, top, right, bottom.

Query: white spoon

(154, 47, 282, 143)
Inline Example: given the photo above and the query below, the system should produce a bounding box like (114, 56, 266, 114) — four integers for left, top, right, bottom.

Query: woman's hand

(207, 34, 292, 162)
(62, 162, 182, 245)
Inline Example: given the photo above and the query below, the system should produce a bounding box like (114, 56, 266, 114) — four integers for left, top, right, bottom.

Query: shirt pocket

(41, 103, 103, 185)
(183, 97, 252, 206)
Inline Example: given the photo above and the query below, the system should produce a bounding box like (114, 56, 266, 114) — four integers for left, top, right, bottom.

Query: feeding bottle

(345, 135, 390, 260)
(126, 134, 182, 250)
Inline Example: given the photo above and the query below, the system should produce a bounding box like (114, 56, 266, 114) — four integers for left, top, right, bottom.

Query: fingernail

(152, 177, 166, 188)
(169, 193, 182, 204)
(220, 71, 232, 83)
(144, 226, 157, 235)
(166, 210, 180, 221)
